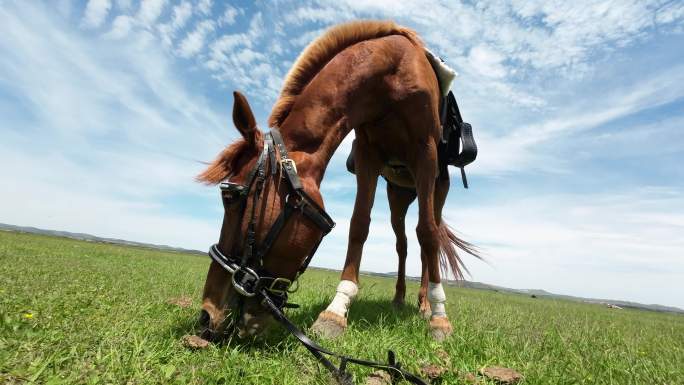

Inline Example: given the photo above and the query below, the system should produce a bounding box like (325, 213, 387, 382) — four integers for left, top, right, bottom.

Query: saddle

(345, 90, 478, 188)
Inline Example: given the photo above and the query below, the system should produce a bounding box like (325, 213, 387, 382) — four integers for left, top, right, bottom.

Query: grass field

(1, 230, 683, 384)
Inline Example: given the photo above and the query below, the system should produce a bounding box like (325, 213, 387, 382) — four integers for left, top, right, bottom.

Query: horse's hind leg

(400, 101, 453, 341)
(412, 145, 453, 341)
(388, 182, 416, 307)
(417, 164, 455, 320)
(311, 133, 382, 339)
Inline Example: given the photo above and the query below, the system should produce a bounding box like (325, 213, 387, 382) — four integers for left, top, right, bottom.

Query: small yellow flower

(23, 313, 33, 319)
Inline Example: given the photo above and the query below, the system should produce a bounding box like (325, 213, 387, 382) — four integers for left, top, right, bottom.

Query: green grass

(1, 231, 683, 384)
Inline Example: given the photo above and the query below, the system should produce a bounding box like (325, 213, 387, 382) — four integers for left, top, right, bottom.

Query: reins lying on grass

(260, 289, 428, 385)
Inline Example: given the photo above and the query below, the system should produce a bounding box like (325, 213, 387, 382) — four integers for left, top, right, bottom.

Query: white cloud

(219, 4, 239, 26)
(282, 6, 342, 25)
(196, 0, 212, 16)
(105, 15, 134, 39)
(467, 44, 507, 79)
(171, 1, 192, 29)
(178, 19, 215, 58)
(203, 12, 283, 100)
(138, 0, 167, 26)
(82, 0, 112, 28)
(1, 149, 219, 249)
(158, 1, 193, 47)
(656, 1, 684, 25)
(115, 0, 132, 11)
(468, 64, 684, 176)
(445, 187, 684, 306)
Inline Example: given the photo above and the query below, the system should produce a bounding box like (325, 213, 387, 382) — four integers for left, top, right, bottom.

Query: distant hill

(2, 222, 682, 315)
(359, 271, 684, 315)
(0, 223, 204, 256)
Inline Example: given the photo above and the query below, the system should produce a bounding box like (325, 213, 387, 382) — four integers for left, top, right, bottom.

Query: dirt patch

(365, 370, 391, 385)
(420, 363, 448, 380)
(480, 366, 523, 384)
(435, 349, 451, 366)
(167, 296, 193, 308)
(182, 335, 210, 349)
(461, 372, 479, 384)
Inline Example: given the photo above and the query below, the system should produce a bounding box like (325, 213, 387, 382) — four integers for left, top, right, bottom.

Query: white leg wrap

(325, 280, 358, 318)
(428, 282, 447, 318)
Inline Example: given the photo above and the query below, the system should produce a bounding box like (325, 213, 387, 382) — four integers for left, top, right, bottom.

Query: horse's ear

(232, 91, 259, 145)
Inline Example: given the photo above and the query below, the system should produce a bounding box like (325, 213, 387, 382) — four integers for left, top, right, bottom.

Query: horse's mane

(196, 131, 264, 185)
(268, 20, 423, 128)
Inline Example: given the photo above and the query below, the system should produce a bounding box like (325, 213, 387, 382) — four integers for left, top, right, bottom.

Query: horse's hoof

(310, 310, 347, 339)
(429, 316, 453, 342)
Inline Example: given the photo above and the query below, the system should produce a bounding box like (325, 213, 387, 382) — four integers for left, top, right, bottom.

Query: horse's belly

(381, 165, 415, 189)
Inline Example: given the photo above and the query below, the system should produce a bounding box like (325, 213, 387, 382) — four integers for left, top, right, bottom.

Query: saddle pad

(425, 48, 457, 97)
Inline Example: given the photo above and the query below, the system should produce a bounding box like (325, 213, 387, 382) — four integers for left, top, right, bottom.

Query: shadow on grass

(166, 297, 421, 353)
(295, 297, 419, 326)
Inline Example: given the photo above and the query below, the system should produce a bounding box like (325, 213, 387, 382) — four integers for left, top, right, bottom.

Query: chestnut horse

(197, 20, 475, 341)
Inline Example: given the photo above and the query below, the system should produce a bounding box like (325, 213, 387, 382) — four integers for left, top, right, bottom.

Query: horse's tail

(438, 221, 481, 281)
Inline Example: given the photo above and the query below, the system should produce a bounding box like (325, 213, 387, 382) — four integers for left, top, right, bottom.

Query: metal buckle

(231, 267, 260, 297)
(267, 277, 292, 295)
(281, 158, 297, 173)
(219, 182, 247, 195)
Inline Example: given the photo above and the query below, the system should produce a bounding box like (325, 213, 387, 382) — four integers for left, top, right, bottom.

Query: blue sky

(1, 0, 683, 308)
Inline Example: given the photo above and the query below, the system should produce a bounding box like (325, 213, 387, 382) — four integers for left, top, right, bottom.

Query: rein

(207, 128, 428, 385)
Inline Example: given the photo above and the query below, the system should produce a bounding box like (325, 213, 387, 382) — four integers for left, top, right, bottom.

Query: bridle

(205, 128, 428, 385)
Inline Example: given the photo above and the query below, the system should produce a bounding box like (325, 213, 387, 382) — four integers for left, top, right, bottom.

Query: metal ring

(231, 266, 260, 297)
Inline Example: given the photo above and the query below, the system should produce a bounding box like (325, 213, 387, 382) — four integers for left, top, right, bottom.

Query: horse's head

(196, 91, 332, 339)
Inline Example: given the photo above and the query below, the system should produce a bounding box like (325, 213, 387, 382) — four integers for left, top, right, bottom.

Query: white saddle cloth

(425, 48, 457, 96)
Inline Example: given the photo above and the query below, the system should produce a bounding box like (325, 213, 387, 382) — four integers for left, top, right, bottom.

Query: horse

(197, 20, 476, 342)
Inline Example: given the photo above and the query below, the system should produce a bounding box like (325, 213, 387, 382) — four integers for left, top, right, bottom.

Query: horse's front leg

(311, 135, 382, 339)
(417, 256, 431, 319)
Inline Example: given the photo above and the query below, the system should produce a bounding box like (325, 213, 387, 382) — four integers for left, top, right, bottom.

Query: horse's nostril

(198, 309, 210, 327)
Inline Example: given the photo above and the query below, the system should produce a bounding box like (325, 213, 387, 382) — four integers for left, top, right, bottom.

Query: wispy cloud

(204, 12, 284, 101)
(219, 4, 240, 26)
(196, 0, 212, 17)
(177, 19, 215, 58)
(0, 1, 225, 244)
(82, 0, 112, 28)
(470, 64, 684, 176)
(137, 0, 166, 26)
(158, 1, 192, 46)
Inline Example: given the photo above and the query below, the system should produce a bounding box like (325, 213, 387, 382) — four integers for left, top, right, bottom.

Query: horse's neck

(275, 46, 393, 185)
(277, 99, 351, 186)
